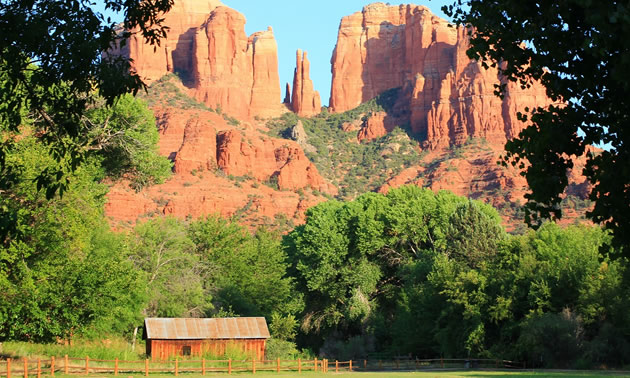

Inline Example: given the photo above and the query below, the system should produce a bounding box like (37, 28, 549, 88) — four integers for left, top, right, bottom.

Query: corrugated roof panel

(256, 318, 269, 338)
(225, 318, 238, 338)
(174, 318, 186, 339)
(184, 318, 199, 339)
(144, 318, 269, 340)
(208, 318, 219, 338)
(215, 318, 225, 338)
(246, 318, 257, 338)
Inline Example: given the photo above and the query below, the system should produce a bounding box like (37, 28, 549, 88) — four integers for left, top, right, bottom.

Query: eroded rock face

(290, 50, 321, 117)
(329, 2, 550, 148)
(173, 116, 217, 173)
(105, 106, 336, 227)
(357, 111, 399, 142)
(114, 0, 282, 119)
(111, 0, 223, 83)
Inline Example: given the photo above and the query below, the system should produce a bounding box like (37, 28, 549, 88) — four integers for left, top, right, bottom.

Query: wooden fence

(0, 356, 525, 376)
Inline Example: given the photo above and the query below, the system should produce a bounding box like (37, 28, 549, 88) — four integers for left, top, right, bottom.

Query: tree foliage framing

(445, 0, 630, 253)
(0, 0, 173, 194)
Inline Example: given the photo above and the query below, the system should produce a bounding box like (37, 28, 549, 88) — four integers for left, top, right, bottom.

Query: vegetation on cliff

(266, 89, 423, 199)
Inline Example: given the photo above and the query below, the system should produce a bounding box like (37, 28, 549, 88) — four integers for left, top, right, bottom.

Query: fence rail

(0, 355, 525, 376)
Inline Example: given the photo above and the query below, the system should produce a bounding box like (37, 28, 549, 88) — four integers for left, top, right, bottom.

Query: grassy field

(3, 341, 628, 378)
(44, 371, 630, 378)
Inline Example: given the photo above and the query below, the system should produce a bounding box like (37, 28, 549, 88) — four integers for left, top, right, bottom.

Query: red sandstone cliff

(290, 50, 322, 117)
(329, 2, 550, 149)
(106, 99, 336, 227)
(114, 0, 283, 119)
(104, 2, 588, 231)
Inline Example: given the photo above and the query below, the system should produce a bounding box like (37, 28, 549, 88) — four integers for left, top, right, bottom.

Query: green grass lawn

(46, 370, 630, 378)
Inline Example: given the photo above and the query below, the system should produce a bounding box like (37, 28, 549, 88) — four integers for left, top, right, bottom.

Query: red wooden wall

(148, 339, 267, 361)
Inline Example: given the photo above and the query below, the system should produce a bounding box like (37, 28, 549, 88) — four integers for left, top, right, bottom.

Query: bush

(516, 309, 584, 368)
(265, 339, 300, 360)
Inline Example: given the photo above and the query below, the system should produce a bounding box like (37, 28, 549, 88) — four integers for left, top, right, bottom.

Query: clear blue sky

(97, 1, 454, 105)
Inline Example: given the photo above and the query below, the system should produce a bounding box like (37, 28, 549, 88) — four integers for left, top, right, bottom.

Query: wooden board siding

(149, 339, 267, 361)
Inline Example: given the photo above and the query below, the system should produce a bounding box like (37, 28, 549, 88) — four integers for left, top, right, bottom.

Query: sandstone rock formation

(357, 111, 398, 142)
(173, 116, 217, 173)
(105, 105, 336, 227)
(104, 1, 589, 232)
(290, 50, 322, 117)
(329, 2, 550, 149)
(283, 83, 292, 105)
(111, 0, 223, 83)
(114, 0, 282, 119)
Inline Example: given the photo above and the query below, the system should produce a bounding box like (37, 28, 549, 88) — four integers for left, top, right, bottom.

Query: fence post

(335, 360, 338, 373)
(228, 359, 232, 375)
(114, 358, 119, 376)
(201, 358, 205, 376)
(396, 359, 399, 369)
(297, 358, 301, 374)
(51, 356, 55, 377)
(276, 358, 280, 373)
(364, 359, 367, 370)
(378, 360, 382, 370)
(145, 358, 149, 376)
(415, 358, 419, 370)
(85, 356, 89, 376)
(314, 358, 317, 372)
(64, 355, 68, 375)
(23, 357, 27, 378)
(174, 358, 178, 376)
(37, 358, 41, 378)
(6, 358, 10, 378)
(441, 357, 444, 368)
(252, 358, 256, 374)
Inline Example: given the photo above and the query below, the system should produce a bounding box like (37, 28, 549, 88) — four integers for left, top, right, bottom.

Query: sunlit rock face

(329, 2, 550, 149)
(113, 0, 282, 119)
(290, 50, 322, 117)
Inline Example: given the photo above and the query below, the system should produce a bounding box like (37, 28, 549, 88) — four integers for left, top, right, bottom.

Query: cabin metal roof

(144, 317, 270, 340)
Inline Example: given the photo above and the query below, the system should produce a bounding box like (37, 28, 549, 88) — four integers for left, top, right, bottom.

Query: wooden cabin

(143, 317, 270, 361)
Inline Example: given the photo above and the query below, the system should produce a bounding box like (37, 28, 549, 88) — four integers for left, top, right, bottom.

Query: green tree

(189, 216, 302, 318)
(0, 135, 144, 341)
(86, 94, 172, 190)
(391, 199, 505, 358)
(0, 0, 173, 191)
(285, 185, 502, 352)
(129, 216, 209, 318)
(446, 0, 630, 252)
(444, 200, 506, 268)
(485, 224, 629, 366)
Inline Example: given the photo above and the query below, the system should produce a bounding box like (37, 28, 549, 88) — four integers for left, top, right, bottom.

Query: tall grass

(1, 337, 145, 360)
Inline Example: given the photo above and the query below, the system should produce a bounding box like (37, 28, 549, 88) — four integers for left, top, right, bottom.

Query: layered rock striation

(113, 0, 282, 119)
(329, 2, 550, 149)
(106, 105, 336, 226)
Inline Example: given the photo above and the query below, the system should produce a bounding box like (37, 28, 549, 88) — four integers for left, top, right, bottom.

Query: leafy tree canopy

(86, 94, 172, 190)
(0, 0, 173, 196)
(445, 0, 630, 253)
(284, 185, 503, 343)
(0, 134, 145, 341)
